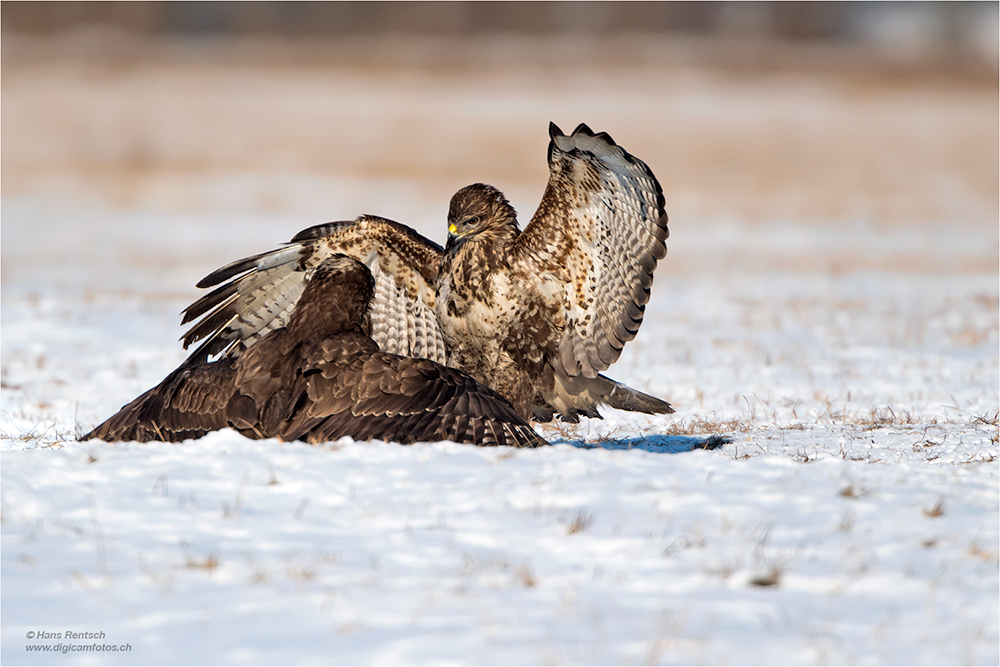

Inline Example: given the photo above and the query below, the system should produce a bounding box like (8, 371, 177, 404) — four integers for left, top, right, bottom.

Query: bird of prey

(180, 122, 674, 423)
(82, 255, 547, 448)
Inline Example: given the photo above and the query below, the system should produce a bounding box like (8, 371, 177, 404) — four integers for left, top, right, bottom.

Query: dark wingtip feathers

(289, 220, 355, 244)
(194, 253, 264, 289)
(571, 122, 618, 147)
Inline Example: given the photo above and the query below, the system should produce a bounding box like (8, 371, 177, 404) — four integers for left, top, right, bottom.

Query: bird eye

(466, 215, 481, 227)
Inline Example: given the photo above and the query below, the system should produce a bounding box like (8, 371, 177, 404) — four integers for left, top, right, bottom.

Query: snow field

(2, 206, 996, 664)
(2, 430, 996, 665)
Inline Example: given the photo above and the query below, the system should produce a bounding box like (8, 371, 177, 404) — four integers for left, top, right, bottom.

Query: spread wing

(274, 348, 547, 448)
(79, 360, 240, 443)
(514, 122, 669, 379)
(180, 215, 448, 364)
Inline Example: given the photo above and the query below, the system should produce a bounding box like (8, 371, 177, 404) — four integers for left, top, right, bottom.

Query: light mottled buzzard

(82, 255, 546, 448)
(181, 123, 673, 422)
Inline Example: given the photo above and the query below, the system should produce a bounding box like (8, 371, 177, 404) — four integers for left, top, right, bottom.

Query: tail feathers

(540, 371, 673, 423)
(603, 376, 675, 415)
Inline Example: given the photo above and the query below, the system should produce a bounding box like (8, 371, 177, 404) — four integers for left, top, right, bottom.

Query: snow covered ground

(2, 44, 998, 664)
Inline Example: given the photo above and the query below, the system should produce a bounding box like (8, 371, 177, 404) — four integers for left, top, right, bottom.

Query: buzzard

(82, 255, 546, 448)
(180, 122, 673, 423)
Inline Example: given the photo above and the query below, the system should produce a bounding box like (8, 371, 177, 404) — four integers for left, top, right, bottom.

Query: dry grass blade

(513, 563, 537, 588)
(922, 499, 945, 518)
(566, 510, 594, 535)
(184, 554, 220, 572)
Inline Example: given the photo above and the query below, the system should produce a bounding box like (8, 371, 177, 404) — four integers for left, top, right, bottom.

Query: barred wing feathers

(515, 122, 669, 380)
(181, 216, 447, 364)
(277, 348, 547, 448)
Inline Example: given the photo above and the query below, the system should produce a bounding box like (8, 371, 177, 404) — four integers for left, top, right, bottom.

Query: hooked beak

(445, 223, 466, 253)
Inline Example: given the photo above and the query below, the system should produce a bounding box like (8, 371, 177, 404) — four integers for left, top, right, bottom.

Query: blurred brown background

(2, 1, 998, 276)
(4, 1, 998, 56)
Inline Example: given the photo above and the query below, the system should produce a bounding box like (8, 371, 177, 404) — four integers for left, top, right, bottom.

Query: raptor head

(446, 183, 519, 252)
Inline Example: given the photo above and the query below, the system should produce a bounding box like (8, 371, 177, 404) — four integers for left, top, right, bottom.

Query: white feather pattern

(518, 123, 668, 379)
(181, 216, 446, 364)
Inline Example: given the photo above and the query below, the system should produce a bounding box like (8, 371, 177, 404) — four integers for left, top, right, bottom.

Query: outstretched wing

(79, 360, 240, 443)
(514, 122, 669, 379)
(180, 215, 448, 364)
(276, 349, 547, 448)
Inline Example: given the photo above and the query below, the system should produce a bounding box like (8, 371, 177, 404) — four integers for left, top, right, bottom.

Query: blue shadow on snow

(559, 434, 731, 454)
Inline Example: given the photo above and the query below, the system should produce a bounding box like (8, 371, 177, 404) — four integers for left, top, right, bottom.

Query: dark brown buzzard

(180, 122, 673, 423)
(82, 255, 546, 448)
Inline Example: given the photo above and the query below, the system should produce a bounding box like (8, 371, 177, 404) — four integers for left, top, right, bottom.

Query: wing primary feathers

(195, 250, 273, 289)
(181, 284, 239, 326)
(184, 313, 241, 362)
(182, 305, 243, 353)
